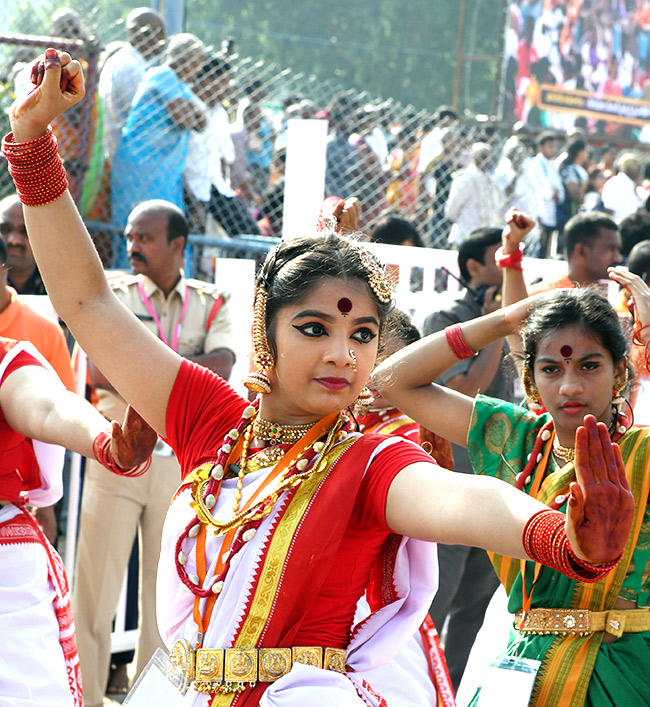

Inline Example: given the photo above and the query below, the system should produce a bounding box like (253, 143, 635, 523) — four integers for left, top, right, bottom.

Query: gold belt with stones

(170, 639, 347, 694)
(514, 607, 650, 637)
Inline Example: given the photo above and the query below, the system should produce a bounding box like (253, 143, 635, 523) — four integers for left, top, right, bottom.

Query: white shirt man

(445, 143, 503, 246)
(185, 101, 236, 201)
(601, 155, 643, 223)
(98, 8, 166, 159)
(526, 133, 564, 229)
(184, 56, 261, 237)
(99, 44, 150, 159)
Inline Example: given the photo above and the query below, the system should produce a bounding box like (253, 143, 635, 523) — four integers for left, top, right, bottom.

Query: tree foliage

(185, 0, 505, 114)
(5, 0, 505, 114)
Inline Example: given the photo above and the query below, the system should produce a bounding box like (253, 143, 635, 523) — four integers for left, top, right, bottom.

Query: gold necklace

(192, 414, 347, 536)
(252, 417, 313, 445)
(552, 437, 575, 465)
(245, 445, 287, 473)
(232, 416, 256, 516)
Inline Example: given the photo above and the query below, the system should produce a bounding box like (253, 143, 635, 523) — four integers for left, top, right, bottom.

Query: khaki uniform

(72, 272, 233, 707)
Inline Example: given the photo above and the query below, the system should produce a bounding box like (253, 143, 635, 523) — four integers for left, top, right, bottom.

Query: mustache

(129, 252, 148, 265)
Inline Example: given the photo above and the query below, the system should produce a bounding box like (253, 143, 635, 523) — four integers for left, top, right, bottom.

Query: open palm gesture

(565, 415, 634, 565)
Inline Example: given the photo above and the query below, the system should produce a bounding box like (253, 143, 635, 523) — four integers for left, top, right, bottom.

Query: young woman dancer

(1, 50, 634, 707)
(377, 211, 650, 706)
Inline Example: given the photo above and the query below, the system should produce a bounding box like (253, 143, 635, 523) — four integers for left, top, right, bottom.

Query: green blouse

(468, 394, 650, 607)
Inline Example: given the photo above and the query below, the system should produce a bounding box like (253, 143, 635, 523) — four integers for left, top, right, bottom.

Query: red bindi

(337, 297, 352, 315)
(560, 345, 573, 358)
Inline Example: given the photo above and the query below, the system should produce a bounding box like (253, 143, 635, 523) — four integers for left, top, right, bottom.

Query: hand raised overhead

(10, 48, 85, 143)
(502, 208, 535, 253)
(609, 267, 650, 345)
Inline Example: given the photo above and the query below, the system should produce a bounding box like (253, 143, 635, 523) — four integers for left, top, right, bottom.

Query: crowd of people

(503, 0, 650, 134)
(1, 9, 650, 707)
(4, 4, 650, 261)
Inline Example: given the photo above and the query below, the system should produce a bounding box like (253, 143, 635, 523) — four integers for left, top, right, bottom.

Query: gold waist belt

(170, 639, 347, 694)
(514, 607, 650, 638)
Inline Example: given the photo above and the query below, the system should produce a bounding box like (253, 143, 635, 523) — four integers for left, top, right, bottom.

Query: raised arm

(5, 50, 180, 436)
(499, 208, 536, 375)
(608, 267, 650, 346)
(374, 295, 538, 446)
(500, 208, 532, 309)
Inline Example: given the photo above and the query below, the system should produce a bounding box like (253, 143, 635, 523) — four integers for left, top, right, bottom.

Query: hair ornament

(353, 245, 393, 304)
(314, 224, 393, 304)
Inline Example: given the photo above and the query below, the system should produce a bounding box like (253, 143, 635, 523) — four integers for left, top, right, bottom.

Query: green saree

(466, 395, 650, 706)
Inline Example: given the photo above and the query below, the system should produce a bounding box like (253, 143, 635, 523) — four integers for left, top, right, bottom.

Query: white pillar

(282, 118, 328, 240)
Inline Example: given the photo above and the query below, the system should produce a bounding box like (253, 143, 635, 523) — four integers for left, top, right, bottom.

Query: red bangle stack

(1, 128, 68, 207)
(92, 429, 152, 477)
(445, 323, 477, 360)
(495, 244, 524, 270)
(522, 508, 621, 583)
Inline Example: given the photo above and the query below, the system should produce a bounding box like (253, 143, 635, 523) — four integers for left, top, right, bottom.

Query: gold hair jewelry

(252, 417, 313, 445)
(353, 246, 393, 304)
(552, 438, 575, 466)
(349, 349, 358, 372)
(242, 286, 274, 394)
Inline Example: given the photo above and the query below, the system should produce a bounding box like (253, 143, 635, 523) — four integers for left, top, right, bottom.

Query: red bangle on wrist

(495, 244, 524, 270)
(92, 429, 152, 477)
(633, 323, 650, 346)
(522, 509, 621, 583)
(445, 323, 477, 360)
(2, 128, 69, 207)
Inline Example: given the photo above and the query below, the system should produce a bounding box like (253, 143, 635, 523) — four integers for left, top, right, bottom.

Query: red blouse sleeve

(355, 436, 435, 533)
(165, 359, 248, 479)
(1, 350, 44, 384)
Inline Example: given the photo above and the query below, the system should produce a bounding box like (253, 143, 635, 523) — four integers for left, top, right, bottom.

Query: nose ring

(349, 349, 357, 372)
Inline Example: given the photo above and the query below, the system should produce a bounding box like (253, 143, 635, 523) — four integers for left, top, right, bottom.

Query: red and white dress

(157, 360, 455, 706)
(0, 338, 82, 707)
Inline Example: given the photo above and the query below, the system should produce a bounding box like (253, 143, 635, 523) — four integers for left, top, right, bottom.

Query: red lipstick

(315, 377, 350, 391)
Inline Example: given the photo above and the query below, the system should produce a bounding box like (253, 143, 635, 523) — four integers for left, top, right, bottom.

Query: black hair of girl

(520, 288, 627, 375)
(258, 233, 393, 356)
(381, 308, 420, 349)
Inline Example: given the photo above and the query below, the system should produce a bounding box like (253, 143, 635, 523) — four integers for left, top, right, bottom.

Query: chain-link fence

(1, 6, 650, 270)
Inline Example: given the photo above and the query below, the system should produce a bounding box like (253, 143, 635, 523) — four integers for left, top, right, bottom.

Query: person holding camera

(421, 226, 515, 691)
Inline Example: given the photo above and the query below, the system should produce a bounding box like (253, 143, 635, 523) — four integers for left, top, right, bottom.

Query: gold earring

(613, 370, 628, 407)
(242, 287, 274, 394)
(354, 387, 374, 413)
(522, 368, 543, 411)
